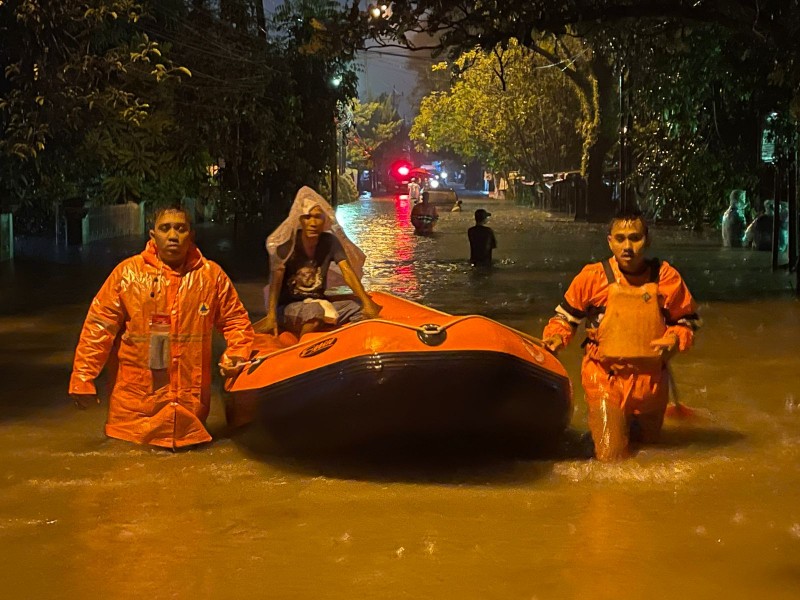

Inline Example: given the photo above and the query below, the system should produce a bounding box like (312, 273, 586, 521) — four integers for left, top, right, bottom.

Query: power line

(360, 47, 441, 63)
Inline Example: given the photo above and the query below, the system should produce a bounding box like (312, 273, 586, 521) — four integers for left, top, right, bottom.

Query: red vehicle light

(389, 160, 413, 180)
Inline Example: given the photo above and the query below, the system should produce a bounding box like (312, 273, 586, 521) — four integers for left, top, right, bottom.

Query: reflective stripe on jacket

(543, 257, 699, 354)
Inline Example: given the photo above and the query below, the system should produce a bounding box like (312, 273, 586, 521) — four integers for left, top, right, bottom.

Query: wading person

(410, 190, 439, 235)
(541, 211, 700, 461)
(468, 208, 497, 268)
(744, 200, 775, 251)
(721, 189, 747, 248)
(257, 186, 381, 338)
(69, 206, 254, 449)
(408, 177, 421, 204)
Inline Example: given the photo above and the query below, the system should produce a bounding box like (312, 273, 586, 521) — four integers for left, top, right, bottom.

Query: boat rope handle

(398, 315, 546, 348)
(249, 315, 545, 362)
(365, 315, 543, 344)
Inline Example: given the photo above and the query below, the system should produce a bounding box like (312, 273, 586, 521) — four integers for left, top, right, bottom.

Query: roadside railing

(81, 202, 144, 244)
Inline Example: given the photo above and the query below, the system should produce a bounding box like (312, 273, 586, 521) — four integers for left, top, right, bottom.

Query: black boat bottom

(231, 351, 571, 455)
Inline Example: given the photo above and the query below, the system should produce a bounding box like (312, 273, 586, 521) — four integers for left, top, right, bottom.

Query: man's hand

(253, 313, 278, 336)
(542, 334, 564, 354)
(651, 333, 680, 360)
(71, 394, 99, 410)
(362, 299, 383, 320)
(219, 356, 247, 378)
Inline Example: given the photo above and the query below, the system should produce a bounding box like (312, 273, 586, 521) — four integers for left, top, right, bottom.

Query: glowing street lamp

(368, 3, 391, 19)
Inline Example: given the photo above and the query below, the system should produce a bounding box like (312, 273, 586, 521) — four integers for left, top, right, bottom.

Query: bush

(319, 172, 359, 205)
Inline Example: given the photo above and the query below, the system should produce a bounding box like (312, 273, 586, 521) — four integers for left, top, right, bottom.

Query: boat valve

(417, 323, 447, 346)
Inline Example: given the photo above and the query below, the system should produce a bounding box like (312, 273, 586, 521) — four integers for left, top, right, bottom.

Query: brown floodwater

(1, 193, 799, 599)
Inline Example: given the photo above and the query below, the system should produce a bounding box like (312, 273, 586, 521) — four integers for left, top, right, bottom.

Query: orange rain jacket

(69, 240, 254, 449)
(543, 257, 699, 418)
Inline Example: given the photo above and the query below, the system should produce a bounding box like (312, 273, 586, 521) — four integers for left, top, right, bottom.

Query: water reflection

(337, 195, 422, 298)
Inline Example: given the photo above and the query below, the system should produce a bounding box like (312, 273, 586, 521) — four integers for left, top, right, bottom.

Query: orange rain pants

(69, 240, 253, 449)
(580, 350, 670, 460)
(543, 257, 698, 461)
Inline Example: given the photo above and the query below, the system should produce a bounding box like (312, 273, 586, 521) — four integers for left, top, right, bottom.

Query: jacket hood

(142, 239, 204, 271)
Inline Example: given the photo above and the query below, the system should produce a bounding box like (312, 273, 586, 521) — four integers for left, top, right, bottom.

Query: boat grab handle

(248, 316, 546, 363)
(365, 316, 546, 347)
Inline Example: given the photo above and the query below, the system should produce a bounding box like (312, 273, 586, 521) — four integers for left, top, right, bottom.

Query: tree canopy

(1, 0, 364, 231)
(411, 39, 582, 181)
(379, 1, 800, 225)
(345, 95, 403, 172)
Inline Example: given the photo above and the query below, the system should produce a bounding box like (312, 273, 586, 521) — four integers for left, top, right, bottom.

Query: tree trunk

(254, 0, 267, 38)
(584, 131, 615, 222)
(577, 56, 617, 222)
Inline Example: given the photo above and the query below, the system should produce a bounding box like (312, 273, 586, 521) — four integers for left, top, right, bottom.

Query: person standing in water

(410, 190, 439, 235)
(541, 211, 701, 461)
(408, 177, 421, 204)
(721, 189, 747, 247)
(468, 208, 497, 267)
(69, 206, 254, 449)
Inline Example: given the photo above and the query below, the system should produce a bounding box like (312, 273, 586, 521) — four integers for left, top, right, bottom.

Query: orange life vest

(595, 259, 666, 368)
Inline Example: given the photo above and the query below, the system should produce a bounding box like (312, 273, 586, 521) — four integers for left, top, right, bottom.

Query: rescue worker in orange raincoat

(542, 211, 700, 461)
(69, 206, 254, 449)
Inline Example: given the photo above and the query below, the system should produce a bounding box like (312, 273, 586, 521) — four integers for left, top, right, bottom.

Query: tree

(623, 23, 774, 226)
(379, 1, 800, 221)
(345, 95, 403, 175)
(410, 40, 583, 185)
(259, 0, 362, 210)
(0, 0, 189, 225)
(1, 0, 370, 231)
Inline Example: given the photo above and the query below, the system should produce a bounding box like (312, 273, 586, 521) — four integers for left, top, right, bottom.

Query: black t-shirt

(278, 232, 347, 304)
(468, 224, 497, 266)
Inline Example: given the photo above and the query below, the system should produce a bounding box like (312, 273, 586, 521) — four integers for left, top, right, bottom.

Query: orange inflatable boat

(226, 292, 572, 453)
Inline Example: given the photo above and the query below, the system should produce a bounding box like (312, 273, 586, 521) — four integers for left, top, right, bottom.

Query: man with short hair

(69, 206, 254, 449)
(542, 211, 700, 461)
(468, 208, 497, 267)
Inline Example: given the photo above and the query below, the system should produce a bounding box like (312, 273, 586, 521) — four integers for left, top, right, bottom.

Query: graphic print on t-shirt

(287, 263, 323, 297)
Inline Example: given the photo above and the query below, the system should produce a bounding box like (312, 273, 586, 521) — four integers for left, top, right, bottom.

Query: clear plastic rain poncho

(265, 186, 366, 299)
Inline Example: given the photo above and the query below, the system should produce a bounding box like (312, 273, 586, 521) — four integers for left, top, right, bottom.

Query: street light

(368, 4, 391, 19)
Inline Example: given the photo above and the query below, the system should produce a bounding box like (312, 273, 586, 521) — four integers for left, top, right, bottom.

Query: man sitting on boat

(256, 186, 382, 338)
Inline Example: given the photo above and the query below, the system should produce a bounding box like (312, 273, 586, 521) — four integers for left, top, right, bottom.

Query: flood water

(1, 192, 799, 599)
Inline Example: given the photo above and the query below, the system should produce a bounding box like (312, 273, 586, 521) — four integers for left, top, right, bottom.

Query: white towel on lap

(303, 298, 339, 324)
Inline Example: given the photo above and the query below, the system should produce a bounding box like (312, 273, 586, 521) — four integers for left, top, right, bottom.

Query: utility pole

(772, 164, 783, 272)
(788, 150, 797, 278)
(618, 64, 633, 213)
(339, 129, 347, 175)
(330, 142, 338, 208)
